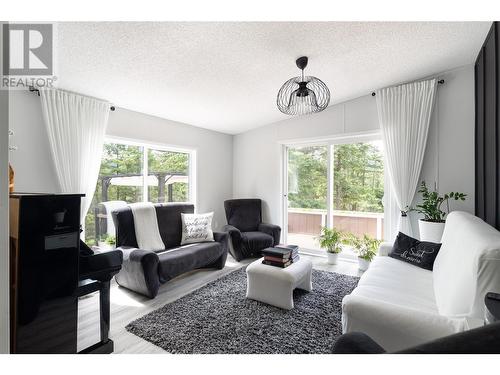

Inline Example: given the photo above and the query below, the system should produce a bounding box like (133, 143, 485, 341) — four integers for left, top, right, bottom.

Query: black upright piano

(9, 193, 83, 354)
(10, 193, 123, 354)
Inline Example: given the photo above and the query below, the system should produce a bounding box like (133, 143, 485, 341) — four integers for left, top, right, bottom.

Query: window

(287, 145, 328, 251)
(85, 139, 195, 245)
(284, 138, 384, 256)
(331, 141, 384, 258)
(147, 148, 189, 203)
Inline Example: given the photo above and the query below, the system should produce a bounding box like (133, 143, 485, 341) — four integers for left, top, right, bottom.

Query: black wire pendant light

(277, 56, 330, 115)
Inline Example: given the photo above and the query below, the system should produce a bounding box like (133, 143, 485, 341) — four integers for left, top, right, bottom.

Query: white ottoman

(246, 257, 313, 310)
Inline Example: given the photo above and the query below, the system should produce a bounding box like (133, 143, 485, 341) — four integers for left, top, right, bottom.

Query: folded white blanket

(129, 202, 165, 251)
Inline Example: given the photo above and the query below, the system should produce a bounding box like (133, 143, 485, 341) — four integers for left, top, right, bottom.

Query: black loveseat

(223, 199, 281, 261)
(112, 203, 228, 298)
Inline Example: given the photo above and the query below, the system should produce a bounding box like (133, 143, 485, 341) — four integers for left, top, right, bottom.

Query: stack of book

(261, 245, 299, 268)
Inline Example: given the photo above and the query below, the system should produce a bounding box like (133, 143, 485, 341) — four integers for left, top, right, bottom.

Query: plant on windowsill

(98, 234, 116, 251)
(317, 227, 343, 265)
(105, 235, 116, 246)
(410, 181, 467, 243)
(345, 233, 381, 271)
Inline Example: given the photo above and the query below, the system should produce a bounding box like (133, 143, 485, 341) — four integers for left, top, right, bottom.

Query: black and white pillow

(389, 232, 441, 271)
(181, 212, 214, 245)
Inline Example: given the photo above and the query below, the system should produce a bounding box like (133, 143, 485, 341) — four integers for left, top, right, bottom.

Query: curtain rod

(28, 86, 116, 111)
(371, 79, 445, 97)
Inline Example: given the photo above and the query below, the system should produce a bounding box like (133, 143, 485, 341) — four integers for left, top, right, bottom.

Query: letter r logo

(3, 24, 53, 76)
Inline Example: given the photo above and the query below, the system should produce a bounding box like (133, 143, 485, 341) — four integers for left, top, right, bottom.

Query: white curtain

(40, 88, 110, 222)
(376, 79, 437, 238)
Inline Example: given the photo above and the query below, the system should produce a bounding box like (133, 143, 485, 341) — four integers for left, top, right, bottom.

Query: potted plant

(411, 181, 467, 243)
(98, 234, 116, 250)
(345, 233, 380, 271)
(318, 227, 343, 264)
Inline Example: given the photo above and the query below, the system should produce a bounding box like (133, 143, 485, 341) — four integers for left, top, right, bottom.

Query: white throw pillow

(181, 212, 215, 245)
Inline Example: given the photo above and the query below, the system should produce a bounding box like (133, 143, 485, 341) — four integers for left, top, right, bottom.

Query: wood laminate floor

(77, 253, 362, 354)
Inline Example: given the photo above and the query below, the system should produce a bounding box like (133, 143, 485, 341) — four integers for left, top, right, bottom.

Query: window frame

(100, 135, 197, 207)
(280, 131, 389, 258)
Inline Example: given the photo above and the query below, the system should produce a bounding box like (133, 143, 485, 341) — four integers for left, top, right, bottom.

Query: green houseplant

(105, 235, 116, 246)
(99, 234, 116, 250)
(318, 227, 343, 264)
(345, 233, 381, 271)
(412, 181, 467, 242)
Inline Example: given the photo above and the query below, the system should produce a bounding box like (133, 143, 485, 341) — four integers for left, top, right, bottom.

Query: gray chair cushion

(241, 231, 273, 255)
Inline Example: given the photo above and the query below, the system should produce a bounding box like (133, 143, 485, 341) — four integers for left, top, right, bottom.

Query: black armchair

(223, 199, 281, 261)
(331, 322, 500, 354)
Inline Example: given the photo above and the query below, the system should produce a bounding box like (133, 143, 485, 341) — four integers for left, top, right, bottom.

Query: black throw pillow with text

(389, 231, 441, 271)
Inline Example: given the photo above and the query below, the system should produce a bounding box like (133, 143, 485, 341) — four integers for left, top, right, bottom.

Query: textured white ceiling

(55, 22, 491, 134)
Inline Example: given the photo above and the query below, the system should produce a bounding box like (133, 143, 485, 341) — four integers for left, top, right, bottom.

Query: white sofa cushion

(433, 211, 500, 319)
(351, 256, 437, 313)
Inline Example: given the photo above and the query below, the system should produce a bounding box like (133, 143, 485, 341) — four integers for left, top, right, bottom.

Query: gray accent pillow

(181, 212, 214, 245)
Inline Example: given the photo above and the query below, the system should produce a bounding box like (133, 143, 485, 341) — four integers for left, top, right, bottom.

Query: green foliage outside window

(288, 146, 328, 209)
(85, 143, 190, 243)
(288, 142, 384, 213)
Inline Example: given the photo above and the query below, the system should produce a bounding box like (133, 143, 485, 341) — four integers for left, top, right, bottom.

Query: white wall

(8, 92, 234, 230)
(233, 65, 475, 239)
(416, 65, 475, 231)
(8, 92, 59, 193)
(0, 22, 10, 354)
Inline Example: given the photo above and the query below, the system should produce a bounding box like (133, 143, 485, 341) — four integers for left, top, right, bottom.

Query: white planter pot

(327, 252, 339, 265)
(418, 219, 445, 243)
(358, 258, 371, 271)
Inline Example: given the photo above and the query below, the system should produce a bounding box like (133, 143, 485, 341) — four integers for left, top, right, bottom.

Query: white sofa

(341, 211, 500, 351)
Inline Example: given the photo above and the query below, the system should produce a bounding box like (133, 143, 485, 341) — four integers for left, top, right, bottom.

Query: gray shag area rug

(126, 267, 359, 354)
